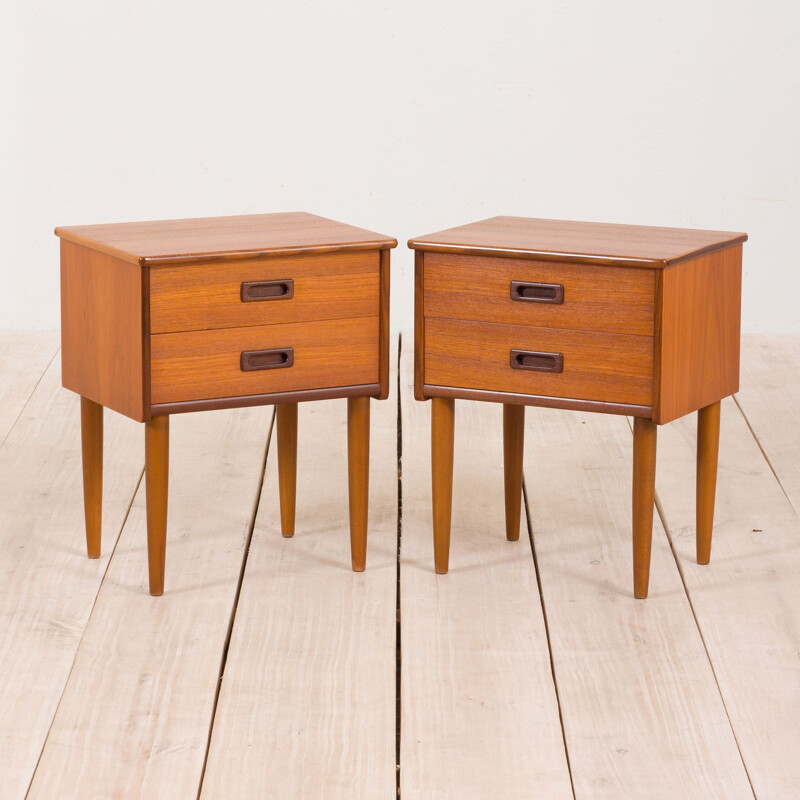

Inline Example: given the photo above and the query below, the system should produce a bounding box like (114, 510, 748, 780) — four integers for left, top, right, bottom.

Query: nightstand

(410, 217, 747, 598)
(57, 213, 396, 595)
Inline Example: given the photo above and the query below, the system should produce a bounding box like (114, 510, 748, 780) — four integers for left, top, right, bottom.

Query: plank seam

(195, 407, 275, 799)
(0, 346, 60, 451)
(522, 478, 577, 800)
(396, 333, 403, 798)
(732, 393, 798, 516)
(627, 412, 759, 800)
(24, 465, 145, 800)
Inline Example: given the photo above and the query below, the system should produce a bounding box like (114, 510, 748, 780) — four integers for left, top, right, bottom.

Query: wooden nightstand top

(55, 212, 397, 267)
(408, 216, 747, 268)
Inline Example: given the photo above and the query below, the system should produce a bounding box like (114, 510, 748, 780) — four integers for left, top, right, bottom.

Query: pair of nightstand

(58, 213, 746, 598)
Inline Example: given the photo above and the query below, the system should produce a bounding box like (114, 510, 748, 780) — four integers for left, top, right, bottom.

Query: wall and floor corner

(1, 0, 799, 333)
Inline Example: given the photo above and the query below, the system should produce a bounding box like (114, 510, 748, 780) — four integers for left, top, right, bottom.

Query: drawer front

(150, 251, 380, 334)
(424, 253, 655, 336)
(425, 318, 653, 406)
(150, 317, 378, 404)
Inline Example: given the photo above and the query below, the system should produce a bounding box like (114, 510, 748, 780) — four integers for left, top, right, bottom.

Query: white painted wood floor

(1, 332, 799, 799)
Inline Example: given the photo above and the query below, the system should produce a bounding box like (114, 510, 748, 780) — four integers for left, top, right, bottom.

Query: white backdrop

(2, 0, 798, 332)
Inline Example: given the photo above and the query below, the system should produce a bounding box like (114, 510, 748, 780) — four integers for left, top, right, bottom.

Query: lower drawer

(150, 317, 379, 404)
(424, 318, 653, 407)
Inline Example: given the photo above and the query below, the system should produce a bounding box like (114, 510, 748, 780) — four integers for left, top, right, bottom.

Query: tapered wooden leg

(431, 397, 455, 574)
(80, 397, 103, 559)
(276, 403, 298, 538)
(632, 417, 657, 599)
(145, 415, 169, 597)
(347, 396, 370, 572)
(697, 401, 721, 565)
(503, 404, 525, 542)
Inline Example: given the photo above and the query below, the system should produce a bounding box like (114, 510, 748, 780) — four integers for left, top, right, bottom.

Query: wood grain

(656, 387, 800, 799)
(60, 239, 147, 421)
(522, 405, 753, 799)
(696, 400, 721, 564)
(150, 316, 379, 404)
(377, 249, 391, 399)
(423, 383, 651, 417)
(738, 336, 800, 512)
(57, 212, 397, 266)
(347, 396, 370, 571)
(276, 402, 298, 537)
(150, 250, 380, 334)
(0, 332, 59, 445)
(632, 416, 657, 598)
(425, 317, 654, 406)
(151, 382, 380, 416)
(200, 350, 398, 799)
(430, 396, 455, 574)
(503, 404, 525, 542)
(409, 216, 747, 268)
(145, 415, 169, 596)
(414, 250, 426, 401)
(424, 252, 656, 336)
(0, 355, 143, 799)
(655, 246, 742, 424)
(27, 404, 270, 798)
(399, 338, 573, 799)
(80, 396, 104, 559)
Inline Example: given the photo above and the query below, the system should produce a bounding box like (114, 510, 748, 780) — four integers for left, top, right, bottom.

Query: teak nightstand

(57, 213, 396, 595)
(410, 217, 747, 598)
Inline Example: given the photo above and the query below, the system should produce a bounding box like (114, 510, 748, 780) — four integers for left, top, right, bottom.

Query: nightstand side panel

(655, 246, 742, 424)
(414, 251, 426, 401)
(378, 249, 391, 399)
(60, 240, 146, 421)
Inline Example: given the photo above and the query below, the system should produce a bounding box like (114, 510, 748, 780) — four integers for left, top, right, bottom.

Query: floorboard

(200, 345, 398, 799)
(399, 337, 574, 800)
(2, 332, 798, 799)
(652, 363, 800, 797)
(26, 405, 270, 799)
(737, 335, 800, 512)
(0, 332, 59, 445)
(523, 406, 753, 800)
(0, 355, 143, 798)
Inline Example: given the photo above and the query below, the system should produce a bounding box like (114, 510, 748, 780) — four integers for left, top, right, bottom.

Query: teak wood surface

(61, 240, 147, 421)
(654, 246, 742, 424)
(412, 217, 746, 598)
(424, 252, 656, 336)
(150, 316, 379, 404)
(57, 213, 394, 596)
(57, 212, 396, 420)
(409, 215, 747, 267)
(425, 317, 654, 407)
(56, 212, 397, 266)
(150, 250, 380, 334)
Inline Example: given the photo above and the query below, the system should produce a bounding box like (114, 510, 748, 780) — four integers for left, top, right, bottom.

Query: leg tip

(351, 563, 366, 573)
(281, 531, 295, 538)
(435, 565, 449, 575)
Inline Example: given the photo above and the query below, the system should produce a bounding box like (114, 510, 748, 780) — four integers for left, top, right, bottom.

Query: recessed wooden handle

(240, 347, 294, 372)
(241, 279, 294, 302)
(510, 349, 563, 373)
(510, 281, 564, 304)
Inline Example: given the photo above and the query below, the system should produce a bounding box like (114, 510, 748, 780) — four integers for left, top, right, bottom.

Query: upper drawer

(423, 253, 655, 336)
(150, 251, 380, 334)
